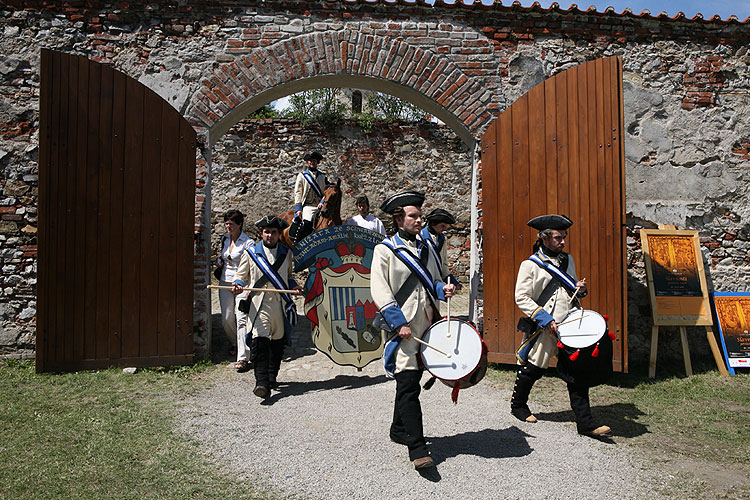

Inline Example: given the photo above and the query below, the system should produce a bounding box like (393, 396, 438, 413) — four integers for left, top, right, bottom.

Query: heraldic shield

(294, 225, 386, 368)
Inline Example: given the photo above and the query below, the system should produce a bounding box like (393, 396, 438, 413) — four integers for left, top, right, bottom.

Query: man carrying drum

(511, 214, 611, 437)
(370, 191, 456, 470)
(420, 208, 462, 290)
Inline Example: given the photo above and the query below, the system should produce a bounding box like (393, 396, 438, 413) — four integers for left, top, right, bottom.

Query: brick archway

(185, 31, 496, 145)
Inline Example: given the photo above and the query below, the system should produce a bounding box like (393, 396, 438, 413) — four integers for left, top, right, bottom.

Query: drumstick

(446, 297, 451, 338)
(568, 278, 586, 305)
(413, 337, 451, 358)
(556, 313, 591, 327)
(207, 285, 299, 294)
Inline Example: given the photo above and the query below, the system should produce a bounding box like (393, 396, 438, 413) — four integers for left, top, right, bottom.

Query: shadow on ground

(261, 373, 389, 405)
(535, 402, 649, 439)
(429, 426, 534, 463)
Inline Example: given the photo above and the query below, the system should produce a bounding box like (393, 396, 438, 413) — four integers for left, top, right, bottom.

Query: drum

(419, 318, 486, 402)
(557, 309, 607, 350)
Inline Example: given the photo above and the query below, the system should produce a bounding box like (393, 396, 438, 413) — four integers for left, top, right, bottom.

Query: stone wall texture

(1, 0, 749, 366)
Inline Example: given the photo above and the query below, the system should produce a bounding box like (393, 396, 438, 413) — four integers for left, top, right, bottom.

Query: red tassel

(569, 349, 580, 361)
(451, 382, 460, 404)
(592, 344, 600, 358)
(608, 330, 616, 340)
(557, 340, 564, 349)
(602, 314, 609, 322)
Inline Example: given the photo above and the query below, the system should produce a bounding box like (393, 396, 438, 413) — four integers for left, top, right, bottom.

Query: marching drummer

(511, 214, 611, 437)
(370, 191, 456, 470)
(420, 208, 462, 290)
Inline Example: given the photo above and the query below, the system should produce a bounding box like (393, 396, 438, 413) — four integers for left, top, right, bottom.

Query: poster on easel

(711, 292, 750, 375)
(640, 229, 712, 326)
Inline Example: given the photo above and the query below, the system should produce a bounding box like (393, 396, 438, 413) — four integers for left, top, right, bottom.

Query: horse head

(320, 178, 342, 218)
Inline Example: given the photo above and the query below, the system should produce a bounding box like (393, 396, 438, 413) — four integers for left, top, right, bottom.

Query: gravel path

(177, 292, 665, 500)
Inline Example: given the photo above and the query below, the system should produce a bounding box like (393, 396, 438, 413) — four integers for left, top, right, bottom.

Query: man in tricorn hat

(370, 191, 456, 469)
(290, 150, 327, 243)
(420, 208, 462, 289)
(232, 215, 304, 399)
(511, 214, 611, 437)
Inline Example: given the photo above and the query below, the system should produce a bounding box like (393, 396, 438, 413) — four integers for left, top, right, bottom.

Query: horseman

(290, 150, 328, 244)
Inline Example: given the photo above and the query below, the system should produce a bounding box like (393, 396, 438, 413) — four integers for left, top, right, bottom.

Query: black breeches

(391, 370, 428, 461)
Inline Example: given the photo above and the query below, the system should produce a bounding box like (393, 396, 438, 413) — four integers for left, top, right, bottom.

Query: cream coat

(371, 235, 445, 372)
(514, 251, 579, 368)
(293, 169, 327, 216)
(234, 244, 295, 340)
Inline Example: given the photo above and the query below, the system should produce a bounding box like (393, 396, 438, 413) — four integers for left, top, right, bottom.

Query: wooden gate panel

(37, 49, 197, 372)
(481, 56, 627, 371)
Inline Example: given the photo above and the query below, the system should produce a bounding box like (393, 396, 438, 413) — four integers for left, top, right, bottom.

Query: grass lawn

(2, 358, 747, 500)
(487, 360, 750, 499)
(0, 360, 275, 500)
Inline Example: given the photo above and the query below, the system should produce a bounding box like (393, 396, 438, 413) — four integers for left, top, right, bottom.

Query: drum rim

(419, 318, 483, 382)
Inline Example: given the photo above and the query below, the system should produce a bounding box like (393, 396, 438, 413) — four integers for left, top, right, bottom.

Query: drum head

(557, 309, 606, 349)
(420, 319, 482, 381)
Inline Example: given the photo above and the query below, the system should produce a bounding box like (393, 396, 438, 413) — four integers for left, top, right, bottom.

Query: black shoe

(412, 456, 434, 469)
(511, 406, 538, 423)
(253, 385, 270, 399)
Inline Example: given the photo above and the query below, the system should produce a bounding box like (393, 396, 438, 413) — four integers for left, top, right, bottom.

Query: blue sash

(528, 251, 578, 294)
(380, 235, 439, 302)
(301, 169, 324, 200)
(247, 243, 298, 327)
(419, 226, 443, 269)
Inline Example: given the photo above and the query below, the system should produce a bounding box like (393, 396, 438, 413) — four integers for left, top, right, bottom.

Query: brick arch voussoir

(186, 31, 485, 141)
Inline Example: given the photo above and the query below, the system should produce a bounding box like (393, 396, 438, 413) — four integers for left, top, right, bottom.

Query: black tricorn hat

(303, 151, 323, 162)
(255, 215, 289, 230)
(380, 191, 425, 214)
(527, 214, 573, 231)
(426, 208, 456, 225)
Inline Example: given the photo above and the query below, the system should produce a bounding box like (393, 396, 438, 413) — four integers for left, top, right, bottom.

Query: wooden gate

(36, 49, 197, 373)
(481, 56, 627, 372)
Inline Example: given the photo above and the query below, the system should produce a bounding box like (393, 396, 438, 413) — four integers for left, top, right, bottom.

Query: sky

(492, 0, 750, 21)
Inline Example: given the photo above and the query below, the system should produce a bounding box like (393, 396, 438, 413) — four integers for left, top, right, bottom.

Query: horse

(279, 178, 343, 248)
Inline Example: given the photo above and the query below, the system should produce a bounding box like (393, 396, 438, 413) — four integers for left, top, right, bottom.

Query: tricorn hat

(380, 191, 425, 214)
(426, 208, 456, 225)
(255, 215, 289, 230)
(527, 214, 573, 231)
(303, 151, 323, 162)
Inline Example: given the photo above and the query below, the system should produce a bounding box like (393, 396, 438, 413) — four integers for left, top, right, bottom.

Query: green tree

(283, 88, 347, 127)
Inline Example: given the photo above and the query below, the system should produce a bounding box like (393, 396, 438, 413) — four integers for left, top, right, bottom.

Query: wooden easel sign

(640, 228, 727, 377)
(712, 292, 750, 375)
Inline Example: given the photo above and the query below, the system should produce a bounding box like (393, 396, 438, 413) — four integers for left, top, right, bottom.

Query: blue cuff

(435, 282, 447, 301)
(294, 204, 302, 212)
(531, 308, 555, 328)
(233, 279, 245, 287)
(448, 273, 459, 285)
(288, 277, 298, 289)
(577, 289, 588, 298)
(381, 304, 408, 331)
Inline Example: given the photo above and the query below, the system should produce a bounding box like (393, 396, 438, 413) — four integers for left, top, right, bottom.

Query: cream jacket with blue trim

(293, 169, 327, 212)
(233, 244, 297, 330)
(370, 234, 447, 332)
(514, 250, 579, 328)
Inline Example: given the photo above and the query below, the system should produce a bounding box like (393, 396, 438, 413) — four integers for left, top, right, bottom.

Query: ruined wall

(209, 118, 473, 281)
(1, 0, 749, 366)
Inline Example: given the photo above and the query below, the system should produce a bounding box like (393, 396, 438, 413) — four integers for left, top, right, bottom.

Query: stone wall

(209, 117, 473, 282)
(1, 0, 749, 366)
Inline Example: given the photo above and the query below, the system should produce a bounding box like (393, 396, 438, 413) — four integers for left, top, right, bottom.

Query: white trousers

(218, 281, 251, 361)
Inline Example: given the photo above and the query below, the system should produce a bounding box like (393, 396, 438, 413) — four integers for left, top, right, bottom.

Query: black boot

(568, 383, 610, 436)
(297, 219, 314, 242)
(510, 363, 545, 422)
(269, 339, 285, 389)
(251, 337, 272, 399)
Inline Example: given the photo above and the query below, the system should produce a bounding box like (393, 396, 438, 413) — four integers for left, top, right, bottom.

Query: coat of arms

(294, 226, 385, 368)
